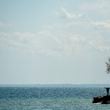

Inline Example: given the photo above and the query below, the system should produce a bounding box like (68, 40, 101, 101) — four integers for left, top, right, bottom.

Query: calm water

(0, 87, 110, 110)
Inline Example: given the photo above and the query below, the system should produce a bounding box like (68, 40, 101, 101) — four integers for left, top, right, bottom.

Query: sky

(0, 0, 110, 84)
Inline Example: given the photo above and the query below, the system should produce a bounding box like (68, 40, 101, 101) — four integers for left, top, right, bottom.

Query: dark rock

(93, 95, 110, 104)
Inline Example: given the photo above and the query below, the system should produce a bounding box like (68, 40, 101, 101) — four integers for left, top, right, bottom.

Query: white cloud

(93, 20, 110, 29)
(57, 7, 82, 20)
(88, 37, 110, 52)
(79, 0, 110, 12)
(0, 1, 110, 56)
(0, 29, 110, 56)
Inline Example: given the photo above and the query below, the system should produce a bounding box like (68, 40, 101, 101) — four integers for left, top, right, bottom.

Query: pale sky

(0, 0, 110, 84)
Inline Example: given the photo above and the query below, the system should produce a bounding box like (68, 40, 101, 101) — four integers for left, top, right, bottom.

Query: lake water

(0, 86, 110, 110)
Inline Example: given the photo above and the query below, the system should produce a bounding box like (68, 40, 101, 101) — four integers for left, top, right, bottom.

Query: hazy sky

(0, 0, 110, 84)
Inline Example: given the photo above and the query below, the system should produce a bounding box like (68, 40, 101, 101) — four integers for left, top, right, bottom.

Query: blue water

(0, 87, 110, 110)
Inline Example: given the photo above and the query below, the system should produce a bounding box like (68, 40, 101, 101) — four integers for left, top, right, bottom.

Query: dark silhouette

(93, 96, 110, 104)
(92, 58, 110, 104)
(106, 88, 110, 96)
(105, 58, 110, 96)
(106, 58, 110, 73)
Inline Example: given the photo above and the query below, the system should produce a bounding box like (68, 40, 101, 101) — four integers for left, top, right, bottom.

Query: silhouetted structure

(92, 58, 110, 104)
(106, 88, 110, 96)
(93, 96, 110, 104)
(106, 58, 110, 73)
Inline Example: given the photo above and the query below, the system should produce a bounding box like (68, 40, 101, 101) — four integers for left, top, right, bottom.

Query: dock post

(105, 88, 110, 96)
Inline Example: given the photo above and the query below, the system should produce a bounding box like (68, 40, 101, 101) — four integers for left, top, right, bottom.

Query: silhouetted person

(106, 88, 110, 96)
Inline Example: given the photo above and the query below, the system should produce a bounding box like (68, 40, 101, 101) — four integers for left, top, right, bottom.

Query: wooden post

(105, 88, 110, 96)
